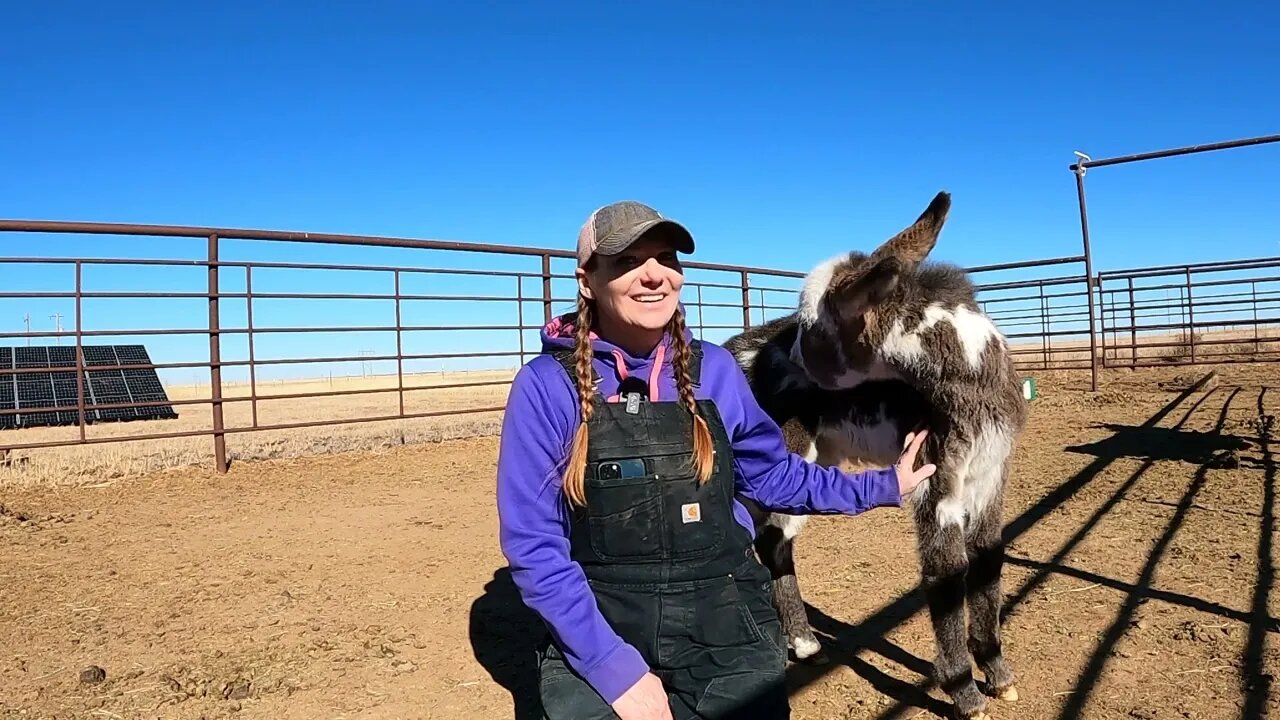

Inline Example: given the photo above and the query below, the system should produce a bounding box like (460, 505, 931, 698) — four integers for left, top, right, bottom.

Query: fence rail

(1, 217, 1277, 474)
(1097, 256, 1280, 369)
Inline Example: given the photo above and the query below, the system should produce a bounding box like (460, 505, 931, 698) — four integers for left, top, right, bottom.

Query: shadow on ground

(471, 374, 1276, 719)
(469, 567, 546, 720)
(1065, 421, 1250, 464)
(783, 372, 1278, 719)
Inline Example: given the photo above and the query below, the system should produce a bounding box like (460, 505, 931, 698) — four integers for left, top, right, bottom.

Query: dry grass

(1010, 324, 1280, 369)
(0, 369, 516, 488)
(3, 321, 1278, 487)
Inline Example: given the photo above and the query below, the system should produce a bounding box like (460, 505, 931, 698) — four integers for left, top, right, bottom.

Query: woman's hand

(611, 672, 673, 720)
(894, 430, 937, 497)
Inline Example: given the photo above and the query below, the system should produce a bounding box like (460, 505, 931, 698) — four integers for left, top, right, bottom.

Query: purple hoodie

(496, 312, 901, 705)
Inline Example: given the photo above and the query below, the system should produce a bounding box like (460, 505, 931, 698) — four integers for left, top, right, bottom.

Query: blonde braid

(668, 308, 715, 484)
(561, 297, 595, 508)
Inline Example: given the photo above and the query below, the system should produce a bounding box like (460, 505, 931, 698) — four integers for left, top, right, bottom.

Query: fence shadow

(791, 603, 951, 717)
(781, 372, 1228, 719)
(468, 567, 546, 720)
(1242, 387, 1275, 719)
(1052, 386, 1241, 718)
(1064, 421, 1250, 464)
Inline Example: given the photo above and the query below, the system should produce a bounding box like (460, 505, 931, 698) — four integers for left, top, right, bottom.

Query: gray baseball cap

(576, 200, 695, 267)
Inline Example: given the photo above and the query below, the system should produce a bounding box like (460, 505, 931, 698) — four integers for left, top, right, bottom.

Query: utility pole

(23, 313, 31, 346)
(49, 313, 63, 346)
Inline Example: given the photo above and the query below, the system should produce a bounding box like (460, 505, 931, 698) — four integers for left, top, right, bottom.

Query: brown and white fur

(723, 191, 1027, 720)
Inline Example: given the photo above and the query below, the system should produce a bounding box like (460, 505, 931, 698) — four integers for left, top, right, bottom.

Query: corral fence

(1097, 256, 1280, 369)
(1069, 132, 1280, 387)
(1, 134, 1277, 474)
(0, 220, 1091, 474)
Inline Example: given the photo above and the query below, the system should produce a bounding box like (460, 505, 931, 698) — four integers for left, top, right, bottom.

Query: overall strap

(550, 349, 602, 396)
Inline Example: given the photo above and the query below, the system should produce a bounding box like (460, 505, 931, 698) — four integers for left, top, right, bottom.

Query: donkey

(723, 191, 1027, 720)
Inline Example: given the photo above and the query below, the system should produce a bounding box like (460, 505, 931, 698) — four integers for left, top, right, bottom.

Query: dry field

(2, 323, 1275, 487)
(0, 370, 515, 487)
(1, 361, 1277, 719)
(1008, 326, 1280, 369)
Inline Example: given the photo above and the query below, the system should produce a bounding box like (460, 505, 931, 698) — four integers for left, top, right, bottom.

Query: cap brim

(593, 218, 695, 257)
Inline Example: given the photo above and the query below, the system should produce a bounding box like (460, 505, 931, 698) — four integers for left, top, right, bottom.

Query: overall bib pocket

(585, 471, 665, 561)
(651, 450, 730, 559)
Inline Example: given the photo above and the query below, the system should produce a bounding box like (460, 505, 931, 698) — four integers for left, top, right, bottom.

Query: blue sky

(2, 2, 1278, 383)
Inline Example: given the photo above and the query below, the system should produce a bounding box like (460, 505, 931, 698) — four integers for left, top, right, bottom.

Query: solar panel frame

(87, 369, 136, 422)
(114, 345, 151, 365)
(0, 344, 178, 429)
(14, 346, 61, 427)
(82, 346, 116, 366)
(0, 348, 15, 430)
(123, 368, 177, 420)
(41, 346, 79, 424)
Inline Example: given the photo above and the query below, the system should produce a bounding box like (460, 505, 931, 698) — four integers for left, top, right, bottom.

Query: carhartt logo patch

(681, 503, 701, 523)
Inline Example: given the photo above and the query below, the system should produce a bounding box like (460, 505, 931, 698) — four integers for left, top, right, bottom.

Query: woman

(496, 200, 934, 720)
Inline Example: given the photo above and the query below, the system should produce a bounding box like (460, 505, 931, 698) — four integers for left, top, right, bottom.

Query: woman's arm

(713, 349, 912, 515)
(495, 360, 649, 705)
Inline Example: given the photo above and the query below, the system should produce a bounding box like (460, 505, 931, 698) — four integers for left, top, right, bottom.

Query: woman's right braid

(562, 297, 595, 507)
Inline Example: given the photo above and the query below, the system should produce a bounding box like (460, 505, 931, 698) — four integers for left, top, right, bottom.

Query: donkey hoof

(959, 712, 989, 720)
(791, 636, 825, 663)
(995, 685, 1019, 702)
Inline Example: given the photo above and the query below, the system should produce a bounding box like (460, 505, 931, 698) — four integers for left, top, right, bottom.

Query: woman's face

(578, 233, 685, 344)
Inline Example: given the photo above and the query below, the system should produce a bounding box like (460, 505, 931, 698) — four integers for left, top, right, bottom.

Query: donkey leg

(966, 483, 1016, 702)
(755, 513, 825, 663)
(916, 501, 988, 720)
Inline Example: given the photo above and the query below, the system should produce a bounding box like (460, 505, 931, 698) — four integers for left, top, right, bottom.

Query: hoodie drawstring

(648, 343, 664, 402)
(605, 349, 628, 403)
(603, 343, 665, 404)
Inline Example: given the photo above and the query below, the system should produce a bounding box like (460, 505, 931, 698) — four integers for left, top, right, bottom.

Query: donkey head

(791, 191, 952, 389)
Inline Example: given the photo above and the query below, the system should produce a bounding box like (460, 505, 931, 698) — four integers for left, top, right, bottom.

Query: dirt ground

(1, 363, 1277, 719)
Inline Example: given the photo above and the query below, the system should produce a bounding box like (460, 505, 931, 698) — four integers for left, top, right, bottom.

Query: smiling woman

(493, 200, 935, 720)
(574, 204, 693, 358)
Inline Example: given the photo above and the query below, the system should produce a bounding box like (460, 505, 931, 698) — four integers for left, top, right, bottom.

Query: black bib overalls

(537, 342, 790, 720)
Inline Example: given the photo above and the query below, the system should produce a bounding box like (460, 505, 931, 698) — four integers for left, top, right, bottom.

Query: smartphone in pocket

(596, 458, 647, 481)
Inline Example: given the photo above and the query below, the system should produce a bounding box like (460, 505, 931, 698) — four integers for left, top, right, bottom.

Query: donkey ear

(827, 256, 902, 322)
(871, 191, 951, 265)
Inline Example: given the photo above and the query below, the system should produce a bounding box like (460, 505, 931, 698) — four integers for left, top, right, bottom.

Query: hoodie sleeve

(712, 350, 903, 515)
(495, 359, 650, 705)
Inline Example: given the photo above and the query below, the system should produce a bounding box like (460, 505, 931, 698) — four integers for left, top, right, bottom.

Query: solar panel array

(0, 344, 179, 430)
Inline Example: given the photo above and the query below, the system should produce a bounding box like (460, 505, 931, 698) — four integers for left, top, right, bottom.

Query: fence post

(1128, 277, 1136, 367)
(395, 269, 405, 416)
(1253, 280, 1260, 354)
(1185, 267, 1196, 364)
(740, 271, 751, 330)
(517, 275, 526, 366)
(542, 254, 553, 323)
(74, 261, 87, 439)
(245, 266, 259, 427)
(1039, 283, 1049, 369)
(207, 234, 227, 473)
(696, 285, 704, 339)
(1072, 163, 1101, 391)
(1098, 285, 1109, 367)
